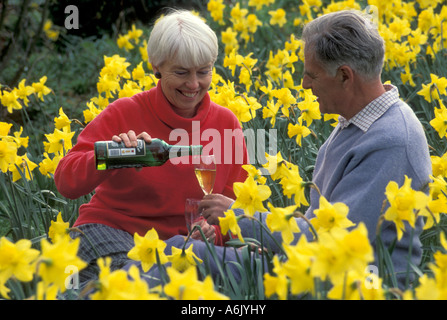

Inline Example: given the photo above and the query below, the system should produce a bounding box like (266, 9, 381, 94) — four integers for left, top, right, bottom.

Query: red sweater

(54, 83, 248, 244)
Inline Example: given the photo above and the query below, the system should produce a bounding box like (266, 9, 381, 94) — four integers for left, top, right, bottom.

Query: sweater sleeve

(54, 103, 127, 199)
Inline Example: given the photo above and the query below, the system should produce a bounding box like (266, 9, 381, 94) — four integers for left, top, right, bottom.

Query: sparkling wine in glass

(194, 154, 216, 195)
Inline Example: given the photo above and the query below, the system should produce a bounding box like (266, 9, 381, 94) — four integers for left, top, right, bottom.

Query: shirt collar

(338, 84, 400, 132)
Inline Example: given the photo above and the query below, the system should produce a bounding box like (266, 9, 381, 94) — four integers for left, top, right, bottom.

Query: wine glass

(185, 198, 204, 233)
(193, 154, 216, 195)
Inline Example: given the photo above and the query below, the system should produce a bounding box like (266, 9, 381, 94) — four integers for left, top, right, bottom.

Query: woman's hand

(112, 130, 152, 147)
(112, 130, 152, 171)
(199, 194, 234, 225)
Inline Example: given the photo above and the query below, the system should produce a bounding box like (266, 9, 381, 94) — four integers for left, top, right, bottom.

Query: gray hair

(302, 10, 385, 80)
(147, 9, 218, 68)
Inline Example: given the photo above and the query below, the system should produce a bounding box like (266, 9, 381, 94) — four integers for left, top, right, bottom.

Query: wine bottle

(94, 138, 202, 170)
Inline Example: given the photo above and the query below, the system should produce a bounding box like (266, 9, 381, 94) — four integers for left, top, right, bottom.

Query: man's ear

(338, 65, 354, 87)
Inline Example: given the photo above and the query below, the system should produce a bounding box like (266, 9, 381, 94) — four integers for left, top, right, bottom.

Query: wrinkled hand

(190, 219, 216, 242)
(198, 194, 234, 225)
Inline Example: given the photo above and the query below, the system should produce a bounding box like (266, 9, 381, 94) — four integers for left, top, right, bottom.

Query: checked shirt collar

(338, 84, 400, 132)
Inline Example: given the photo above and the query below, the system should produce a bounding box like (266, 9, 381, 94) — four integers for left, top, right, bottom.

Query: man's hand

(199, 194, 234, 225)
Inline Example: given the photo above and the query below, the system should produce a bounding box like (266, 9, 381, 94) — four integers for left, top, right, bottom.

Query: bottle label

(107, 140, 146, 158)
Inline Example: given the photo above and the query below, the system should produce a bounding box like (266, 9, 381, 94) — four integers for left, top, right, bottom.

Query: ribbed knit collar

(149, 81, 211, 132)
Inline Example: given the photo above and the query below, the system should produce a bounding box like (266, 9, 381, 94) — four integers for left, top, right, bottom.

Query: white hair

(147, 10, 218, 68)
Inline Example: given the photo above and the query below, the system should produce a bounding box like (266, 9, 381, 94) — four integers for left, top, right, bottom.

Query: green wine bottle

(94, 138, 202, 170)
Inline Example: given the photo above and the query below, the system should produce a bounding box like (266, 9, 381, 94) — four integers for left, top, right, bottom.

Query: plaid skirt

(70, 223, 135, 289)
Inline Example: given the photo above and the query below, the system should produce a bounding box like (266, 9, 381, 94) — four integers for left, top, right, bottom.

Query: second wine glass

(194, 154, 216, 195)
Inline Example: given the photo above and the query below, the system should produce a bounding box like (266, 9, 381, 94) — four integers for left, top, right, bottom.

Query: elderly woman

(54, 10, 248, 289)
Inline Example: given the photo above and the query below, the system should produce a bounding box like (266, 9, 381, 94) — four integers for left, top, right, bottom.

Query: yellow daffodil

(207, 0, 226, 25)
(39, 152, 62, 178)
(44, 128, 75, 155)
(54, 107, 71, 130)
(287, 122, 311, 147)
(8, 153, 38, 182)
(310, 196, 355, 234)
(384, 176, 429, 241)
(0, 139, 17, 173)
(269, 8, 287, 28)
(431, 153, 447, 177)
(0, 90, 22, 113)
(167, 245, 203, 272)
(266, 203, 300, 244)
(233, 176, 271, 217)
(91, 257, 160, 300)
(219, 209, 244, 242)
(15, 79, 35, 106)
(38, 235, 87, 292)
(0, 237, 40, 285)
(48, 212, 70, 243)
(127, 228, 168, 272)
(263, 256, 288, 300)
(32, 76, 52, 101)
(164, 266, 228, 300)
(127, 24, 143, 44)
(279, 164, 309, 206)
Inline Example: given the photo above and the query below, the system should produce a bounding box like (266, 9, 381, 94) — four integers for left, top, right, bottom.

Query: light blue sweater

(236, 99, 432, 286)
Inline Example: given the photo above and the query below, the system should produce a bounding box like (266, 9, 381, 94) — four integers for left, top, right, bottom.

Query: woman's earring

(155, 72, 162, 79)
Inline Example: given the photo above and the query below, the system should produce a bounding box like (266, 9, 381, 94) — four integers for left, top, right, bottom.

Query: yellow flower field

(1, 0, 447, 300)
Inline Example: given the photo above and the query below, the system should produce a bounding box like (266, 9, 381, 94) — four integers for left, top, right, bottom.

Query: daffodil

(384, 176, 429, 241)
(127, 24, 143, 44)
(0, 89, 22, 113)
(269, 8, 287, 28)
(219, 209, 244, 242)
(32, 76, 52, 101)
(310, 196, 355, 234)
(263, 256, 288, 300)
(224, 49, 244, 77)
(281, 237, 316, 296)
(12, 126, 29, 149)
(15, 79, 35, 106)
(298, 90, 321, 126)
(39, 152, 62, 178)
(33, 282, 59, 300)
(54, 107, 71, 130)
(127, 228, 168, 272)
(431, 153, 447, 177)
(38, 235, 87, 292)
(266, 203, 300, 244)
(207, 0, 226, 25)
(167, 245, 203, 272)
(117, 34, 134, 51)
(287, 122, 311, 147)
(44, 128, 75, 155)
(233, 175, 271, 216)
(91, 258, 159, 300)
(279, 164, 309, 206)
(48, 212, 70, 243)
(164, 266, 228, 300)
(8, 153, 38, 182)
(312, 223, 373, 283)
(0, 237, 40, 285)
(0, 139, 17, 173)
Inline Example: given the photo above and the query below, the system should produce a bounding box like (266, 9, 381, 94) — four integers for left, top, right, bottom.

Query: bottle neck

(169, 145, 202, 158)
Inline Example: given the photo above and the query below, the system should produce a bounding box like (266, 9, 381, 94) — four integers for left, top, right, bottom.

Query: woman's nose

(186, 73, 200, 89)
